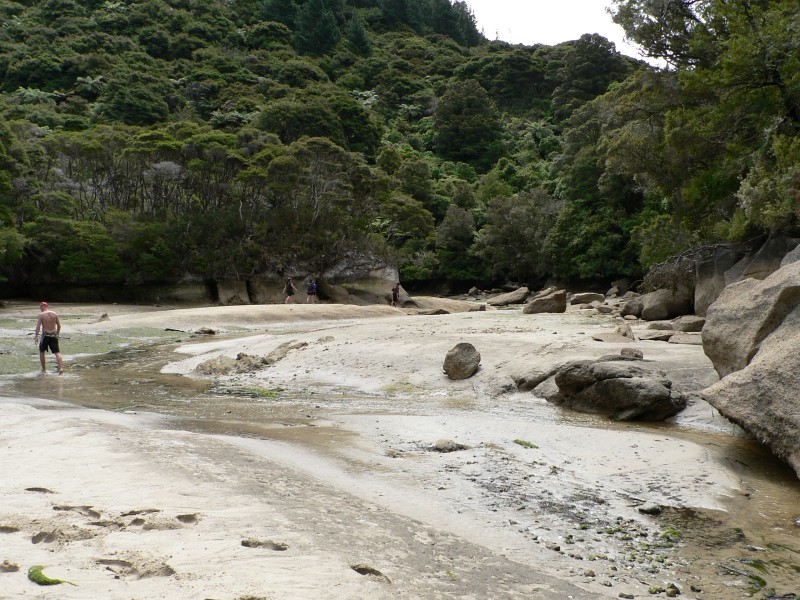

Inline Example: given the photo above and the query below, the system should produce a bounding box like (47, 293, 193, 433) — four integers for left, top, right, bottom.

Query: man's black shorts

(39, 334, 60, 354)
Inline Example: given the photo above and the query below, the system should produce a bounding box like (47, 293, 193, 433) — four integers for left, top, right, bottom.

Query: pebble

(545, 542, 561, 552)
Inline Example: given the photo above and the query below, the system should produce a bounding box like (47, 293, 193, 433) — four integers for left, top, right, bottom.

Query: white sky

(466, 0, 645, 60)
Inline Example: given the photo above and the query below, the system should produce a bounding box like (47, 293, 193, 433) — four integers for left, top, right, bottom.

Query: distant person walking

(284, 278, 297, 304)
(306, 279, 318, 304)
(391, 282, 401, 307)
(35, 301, 64, 374)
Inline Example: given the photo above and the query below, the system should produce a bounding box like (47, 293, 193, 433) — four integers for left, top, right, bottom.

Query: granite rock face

(701, 260, 800, 479)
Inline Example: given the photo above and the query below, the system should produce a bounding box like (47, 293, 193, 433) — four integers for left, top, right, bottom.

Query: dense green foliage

(1, 0, 798, 294)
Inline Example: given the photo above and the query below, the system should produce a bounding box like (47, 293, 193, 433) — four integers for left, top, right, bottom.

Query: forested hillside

(0, 0, 798, 296)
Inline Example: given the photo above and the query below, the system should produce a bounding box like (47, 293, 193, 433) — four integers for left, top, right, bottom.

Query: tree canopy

(1, 0, 797, 295)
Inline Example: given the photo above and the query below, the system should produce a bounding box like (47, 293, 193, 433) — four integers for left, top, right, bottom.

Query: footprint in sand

(0, 525, 21, 534)
(176, 513, 199, 524)
(120, 509, 161, 517)
(351, 563, 391, 584)
(96, 553, 175, 579)
(53, 504, 102, 519)
(241, 538, 289, 551)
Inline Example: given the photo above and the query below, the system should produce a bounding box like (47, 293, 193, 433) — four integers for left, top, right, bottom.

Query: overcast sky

(466, 0, 644, 59)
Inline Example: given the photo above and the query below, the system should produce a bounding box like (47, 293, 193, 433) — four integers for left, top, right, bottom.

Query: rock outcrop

(547, 357, 686, 421)
(693, 238, 799, 315)
(701, 261, 800, 478)
(694, 247, 745, 316)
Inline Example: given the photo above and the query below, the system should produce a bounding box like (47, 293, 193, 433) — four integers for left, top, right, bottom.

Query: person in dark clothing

(284, 278, 297, 304)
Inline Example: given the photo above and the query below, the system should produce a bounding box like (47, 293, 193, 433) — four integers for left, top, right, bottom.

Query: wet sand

(1, 301, 798, 599)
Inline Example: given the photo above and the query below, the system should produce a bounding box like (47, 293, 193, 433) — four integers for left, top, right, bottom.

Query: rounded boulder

(443, 342, 481, 380)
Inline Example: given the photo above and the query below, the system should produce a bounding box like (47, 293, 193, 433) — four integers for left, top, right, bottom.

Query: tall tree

(551, 34, 633, 121)
(259, 0, 298, 28)
(346, 11, 372, 55)
(432, 79, 504, 171)
(294, 0, 341, 55)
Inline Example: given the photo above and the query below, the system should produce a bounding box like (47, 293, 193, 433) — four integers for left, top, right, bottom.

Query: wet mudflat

(1, 303, 798, 599)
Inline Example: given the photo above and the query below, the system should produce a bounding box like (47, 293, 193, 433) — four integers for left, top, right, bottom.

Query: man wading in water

(35, 301, 64, 374)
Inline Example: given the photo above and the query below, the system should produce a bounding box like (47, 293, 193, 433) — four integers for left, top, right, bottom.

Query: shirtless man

(35, 301, 64, 374)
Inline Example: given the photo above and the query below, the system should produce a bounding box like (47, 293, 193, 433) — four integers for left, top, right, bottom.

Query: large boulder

(487, 287, 529, 307)
(702, 309, 800, 478)
(702, 260, 800, 377)
(639, 288, 693, 321)
(570, 292, 605, 305)
(548, 357, 686, 421)
(522, 288, 567, 314)
(701, 260, 800, 478)
(619, 296, 644, 318)
(442, 343, 481, 380)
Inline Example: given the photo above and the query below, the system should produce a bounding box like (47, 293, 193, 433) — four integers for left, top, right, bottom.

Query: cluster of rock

(478, 281, 697, 323)
(475, 238, 800, 479)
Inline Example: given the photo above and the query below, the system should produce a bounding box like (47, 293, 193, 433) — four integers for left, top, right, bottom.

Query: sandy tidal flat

(1, 301, 797, 599)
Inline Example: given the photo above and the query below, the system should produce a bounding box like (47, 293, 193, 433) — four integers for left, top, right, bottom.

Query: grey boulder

(523, 288, 567, 314)
(443, 342, 481, 380)
(548, 358, 686, 421)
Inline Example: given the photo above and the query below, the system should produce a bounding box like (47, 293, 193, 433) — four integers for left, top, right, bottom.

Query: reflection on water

(3, 339, 799, 598)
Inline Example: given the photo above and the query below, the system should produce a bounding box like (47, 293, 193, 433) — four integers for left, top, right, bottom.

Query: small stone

(619, 594, 635, 600)
(745, 544, 764, 551)
(430, 439, 467, 453)
(545, 542, 561, 552)
(638, 503, 662, 515)
(666, 582, 681, 597)
(0, 560, 20, 573)
(620, 348, 644, 359)
(583, 569, 596, 577)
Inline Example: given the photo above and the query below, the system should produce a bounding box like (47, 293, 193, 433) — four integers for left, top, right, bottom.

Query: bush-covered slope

(1, 0, 797, 295)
